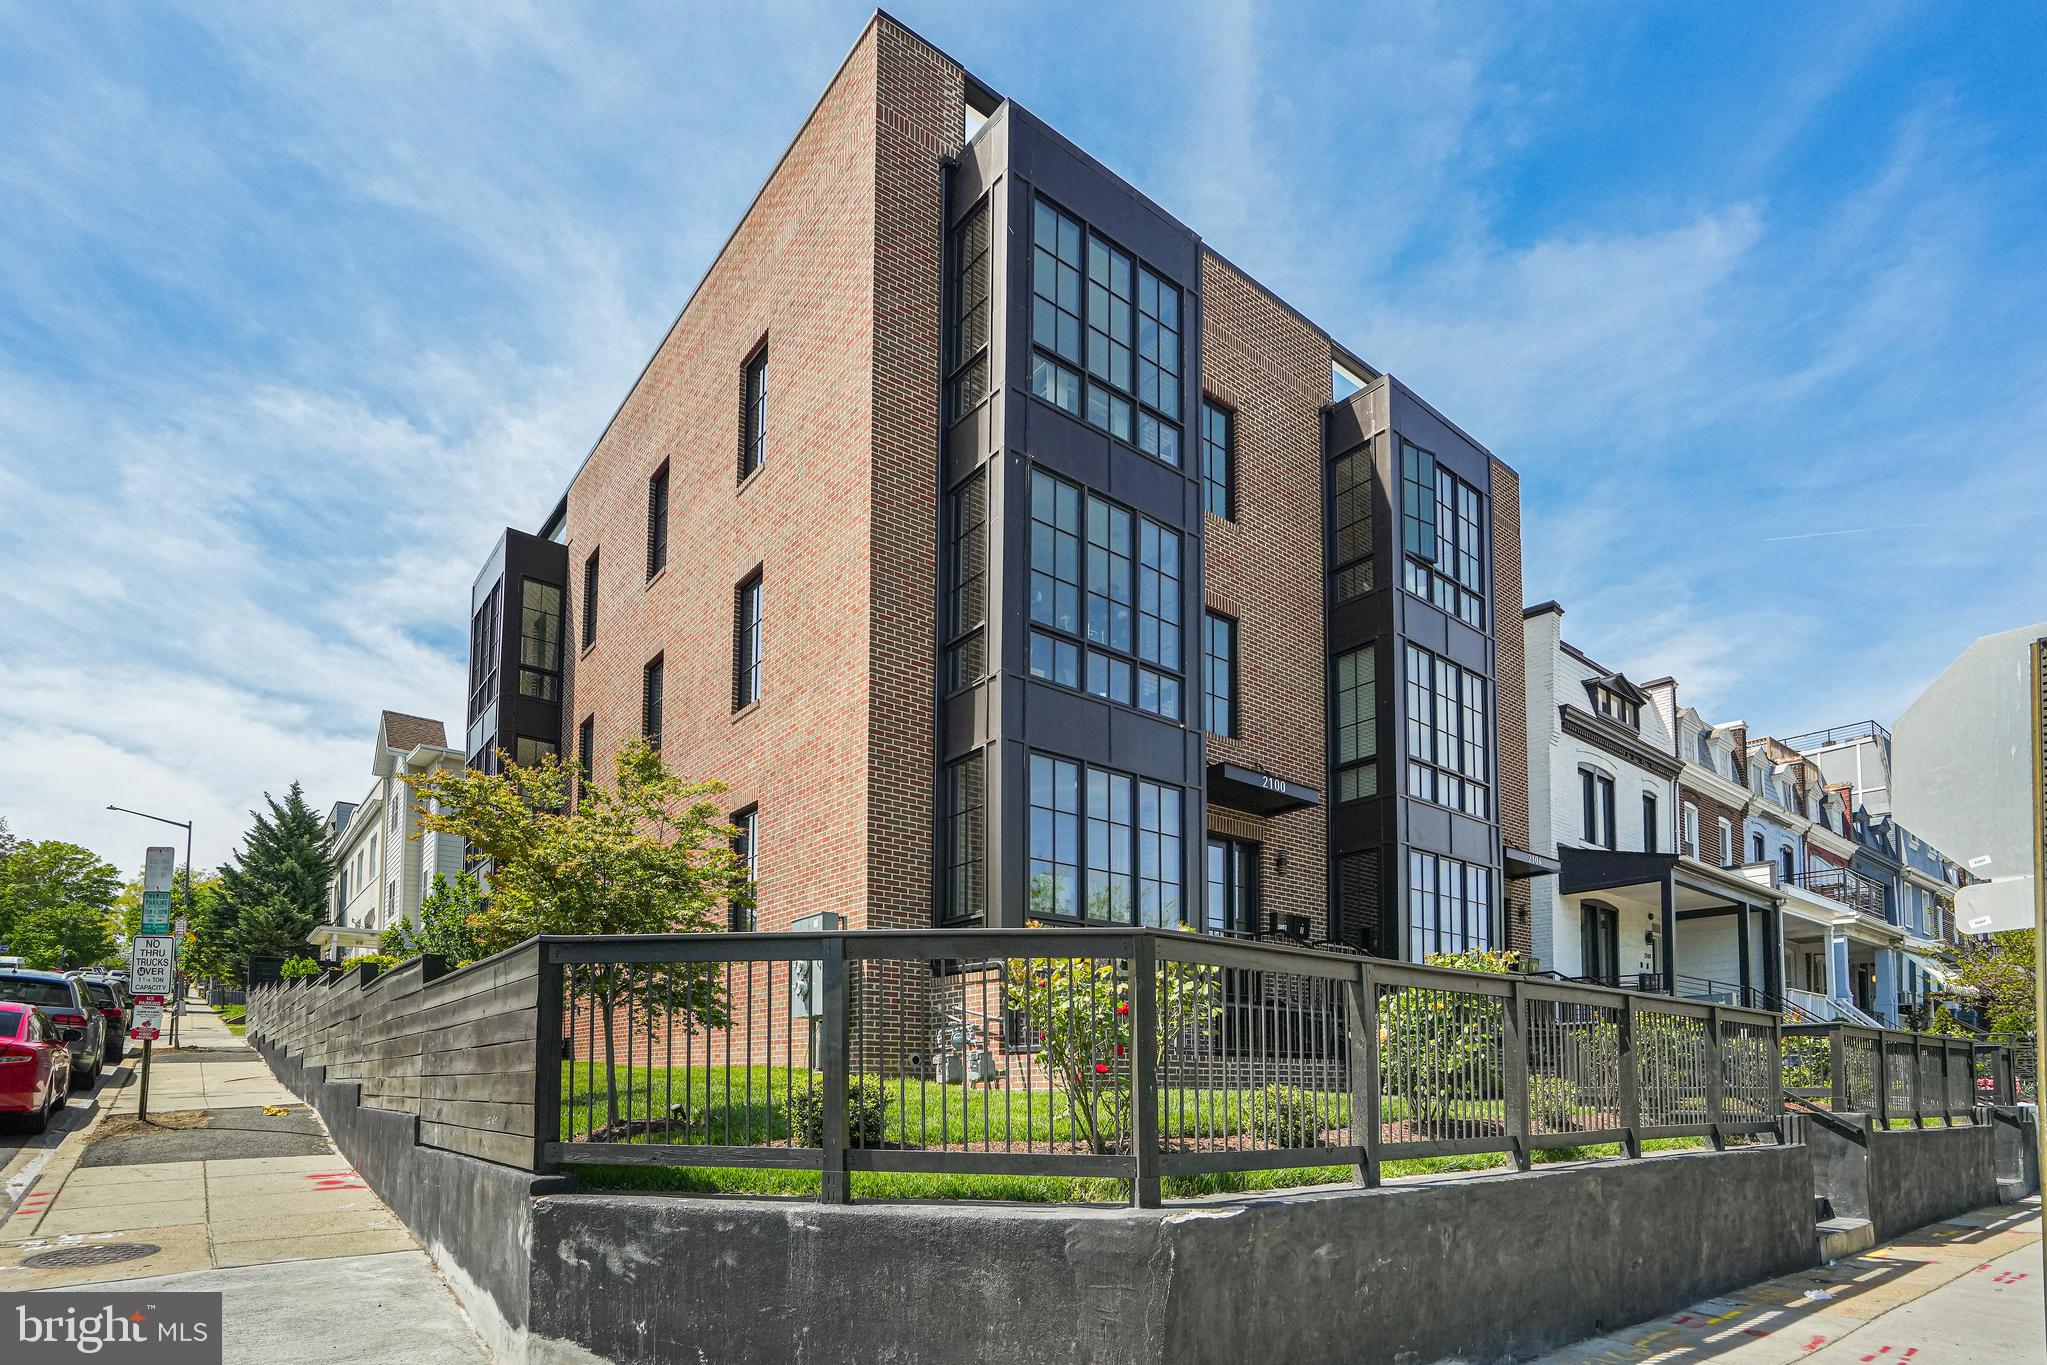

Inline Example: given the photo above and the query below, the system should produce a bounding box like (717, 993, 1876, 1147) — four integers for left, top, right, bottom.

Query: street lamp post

(106, 804, 194, 1120)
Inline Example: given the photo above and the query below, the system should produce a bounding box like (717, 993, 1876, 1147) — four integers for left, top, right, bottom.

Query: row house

(1522, 606, 1782, 1006)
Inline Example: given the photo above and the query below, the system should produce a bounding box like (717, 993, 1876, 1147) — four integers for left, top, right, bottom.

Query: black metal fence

(1780, 1023, 2016, 1124)
(538, 929, 1785, 1206)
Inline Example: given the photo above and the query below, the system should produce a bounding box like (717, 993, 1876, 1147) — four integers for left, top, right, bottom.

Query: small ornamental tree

(1003, 932, 1221, 1154)
(407, 739, 751, 1134)
(380, 872, 488, 966)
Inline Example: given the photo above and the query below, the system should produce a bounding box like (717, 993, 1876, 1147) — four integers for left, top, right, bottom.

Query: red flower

(1115, 1001, 1130, 1015)
(1115, 1043, 1126, 1057)
(1094, 1062, 1111, 1075)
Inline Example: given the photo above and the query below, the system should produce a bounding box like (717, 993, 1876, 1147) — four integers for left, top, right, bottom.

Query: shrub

(1248, 1085, 1327, 1147)
(278, 956, 322, 981)
(791, 1076, 891, 1148)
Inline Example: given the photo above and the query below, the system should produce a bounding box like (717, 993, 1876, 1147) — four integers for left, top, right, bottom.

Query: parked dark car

(73, 977, 131, 1063)
(0, 972, 103, 1088)
(0, 1001, 71, 1131)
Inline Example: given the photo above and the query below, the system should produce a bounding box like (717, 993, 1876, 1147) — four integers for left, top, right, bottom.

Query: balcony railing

(1790, 866, 1888, 920)
(1781, 719, 1893, 755)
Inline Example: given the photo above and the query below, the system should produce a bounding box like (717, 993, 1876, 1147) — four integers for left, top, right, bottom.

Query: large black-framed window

(945, 468, 988, 691)
(1403, 644, 1488, 817)
(646, 462, 669, 579)
(641, 653, 664, 750)
(730, 807, 758, 930)
(517, 578, 563, 702)
(1029, 196, 1183, 467)
(1027, 751, 1182, 926)
(467, 583, 500, 723)
(1202, 612, 1236, 736)
(732, 570, 763, 710)
(1580, 767, 1616, 849)
(942, 752, 986, 923)
(513, 735, 557, 768)
(1332, 444, 1373, 602)
(1204, 836, 1258, 938)
(1406, 852, 1494, 962)
(580, 550, 599, 650)
(1580, 902, 1620, 985)
(947, 199, 991, 417)
(740, 344, 768, 480)
(1200, 400, 1233, 520)
(1026, 468, 1182, 721)
(1398, 437, 1483, 627)
(1335, 644, 1378, 800)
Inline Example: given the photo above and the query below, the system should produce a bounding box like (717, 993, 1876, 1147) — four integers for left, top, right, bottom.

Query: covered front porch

(1555, 848, 1783, 1008)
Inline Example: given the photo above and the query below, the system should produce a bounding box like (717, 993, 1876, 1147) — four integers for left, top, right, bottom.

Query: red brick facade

(1199, 254, 1331, 939)
(1490, 460, 1532, 956)
(560, 18, 960, 937)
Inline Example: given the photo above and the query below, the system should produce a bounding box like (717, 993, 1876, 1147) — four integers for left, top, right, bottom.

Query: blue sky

(2, 2, 2042, 871)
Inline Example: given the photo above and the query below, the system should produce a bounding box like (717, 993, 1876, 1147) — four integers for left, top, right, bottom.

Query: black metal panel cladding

(1323, 379, 1504, 959)
(467, 526, 568, 770)
(936, 102, 1206, 929)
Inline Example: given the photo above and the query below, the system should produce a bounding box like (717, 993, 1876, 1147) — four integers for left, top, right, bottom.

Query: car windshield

(79, 982, 117, 1007)
(0, 978, 73, 1009)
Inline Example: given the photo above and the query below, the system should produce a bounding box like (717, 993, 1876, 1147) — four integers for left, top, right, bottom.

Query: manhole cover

(21, 1243, 160, 1269)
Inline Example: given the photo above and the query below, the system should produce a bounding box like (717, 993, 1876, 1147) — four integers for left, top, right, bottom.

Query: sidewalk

(0, 1000, 491, 1363)
(1537, 1198, 2042, 1363)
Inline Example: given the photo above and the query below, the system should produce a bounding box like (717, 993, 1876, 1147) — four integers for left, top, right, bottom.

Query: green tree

(380, 871, 488, 965)
(214, 783, 335, 981)
(0, 838, 122, 970)
(407, 739, 751, 1130)
(1943, 931, 2035, 1040)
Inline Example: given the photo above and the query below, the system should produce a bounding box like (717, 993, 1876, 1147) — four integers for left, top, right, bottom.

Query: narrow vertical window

(740, 344, 768, 480)
(1642, 793, 1658, 853)
(1203, 612, 1236, 737)
(517, 579, 562, 702)
(1027, 754, 1080, 918)
(1335, 645, 1378, 799)
(1084, 235, 1135, 441)
(943, 752, 987, 922)
(733, 570, 763, 709)
(1135, 266, 1182, 465)
(581, 550, 599, 650)
(1332, 445, 1373, 600)
(1718, 818, 1734, 865)
(646, 462, 669, 579)
(730, 807, 758, 930)
(946, 469, 988, 688)
(641, 654, 664, 750)
(1030, 200, 1082, 414)
(1135, 780, 1182, 927)
(1135, 519, 1182, 719)
(1084, 768, 1134, 922)
(1201, 401, 1234, 520)
(947, 201, 991, 415)
(576, 715, 594, 795)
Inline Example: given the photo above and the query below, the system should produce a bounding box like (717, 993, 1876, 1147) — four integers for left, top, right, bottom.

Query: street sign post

(131, 935, 176, 996)
(129, 1002, 164, 1042)
(134, 849, 178, 1124)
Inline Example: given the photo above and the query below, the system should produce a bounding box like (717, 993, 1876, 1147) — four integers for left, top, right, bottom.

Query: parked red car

(0, 1001, 71, 1133)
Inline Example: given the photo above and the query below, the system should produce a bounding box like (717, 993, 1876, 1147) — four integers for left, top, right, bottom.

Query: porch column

(1734, 905, 1752, 1005)
(1762, 905, 1783, 1005)
(1659, 873, 1677, 994)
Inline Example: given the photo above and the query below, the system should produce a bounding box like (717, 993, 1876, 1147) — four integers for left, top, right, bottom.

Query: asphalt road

(0, 1057, 125, 1214)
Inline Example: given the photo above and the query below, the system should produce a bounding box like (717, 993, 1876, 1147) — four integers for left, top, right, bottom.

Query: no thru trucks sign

(130, 934, 176, 996)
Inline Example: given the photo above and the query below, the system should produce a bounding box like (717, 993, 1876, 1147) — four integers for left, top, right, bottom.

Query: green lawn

(556, 1061, 1715, 1201)
(219, 1005, 247, 1036)
(567, 1137, 1714, 1202)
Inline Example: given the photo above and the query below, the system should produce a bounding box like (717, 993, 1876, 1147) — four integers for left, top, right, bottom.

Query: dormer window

(1584, 677, 1641, 729)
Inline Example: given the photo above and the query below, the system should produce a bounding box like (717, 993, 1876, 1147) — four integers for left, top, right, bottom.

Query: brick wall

(561, 19, 908, 934)
(1198, 252, 1331, 938)
(866, 19, 964, 930)
(1491, 459, 1531, 956)
(1679, 782, 1747, 866)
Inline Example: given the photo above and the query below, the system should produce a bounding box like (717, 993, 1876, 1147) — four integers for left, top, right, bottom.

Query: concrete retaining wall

(528, 1145, 1816, 1365)
(1807, 1113, 2001, 1242)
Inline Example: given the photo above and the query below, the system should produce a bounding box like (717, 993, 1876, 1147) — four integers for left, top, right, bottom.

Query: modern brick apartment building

(464, 12, 1539, 965)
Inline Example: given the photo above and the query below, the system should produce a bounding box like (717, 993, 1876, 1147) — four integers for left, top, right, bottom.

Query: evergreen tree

(213, 783, 335, 978)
